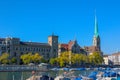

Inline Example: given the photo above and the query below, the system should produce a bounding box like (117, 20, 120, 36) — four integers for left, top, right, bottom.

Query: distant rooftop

(112, 52, 120, 56)
(20, 42, 50, 47)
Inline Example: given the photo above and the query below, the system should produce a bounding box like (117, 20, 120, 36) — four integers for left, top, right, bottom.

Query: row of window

(0, 40, 19, 45)
(14, 47, 51, 52)
(1, 47, 6, 50)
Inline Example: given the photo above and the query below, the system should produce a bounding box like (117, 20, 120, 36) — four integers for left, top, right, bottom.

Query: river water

(1, 68, 120, 80)
(0, 70, 94, 80)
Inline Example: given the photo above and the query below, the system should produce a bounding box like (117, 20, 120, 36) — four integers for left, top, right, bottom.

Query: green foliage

(72, 53, 88, 65)
(11, 57, 17, 64)
(20, 53, 43, 64)
(49, 51, 71, 67)
(0, 53, 10, 64)
(58, 51, 72, 67)
(20, 53, 32, 64)
(50, 51, 88, 67)
(32, 53, 42, 64)
(41, 58, 48, 63)
(49, 51, 103, 67)
(88, 52, 103, 65)
(49, 58, 57, 65)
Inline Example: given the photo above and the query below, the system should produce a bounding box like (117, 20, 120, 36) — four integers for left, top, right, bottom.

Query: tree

(52, 51, 88, 67)
(11, 57, 17, 64)
(60, 51, 71, 66)
(72, 54, 82, 65)
(21, 53, 43, 64)
(55, 51, 74, 67)
(72, 53, 88, 66)
(41, 58, 48, 63)
(32, 53, 42, 64)
(20, 53, 32, 64)
(57, 57, 65, 67)
(0, 53, 10, 64)
(49, 58, 57, 65)
(88, 52, 103, 65)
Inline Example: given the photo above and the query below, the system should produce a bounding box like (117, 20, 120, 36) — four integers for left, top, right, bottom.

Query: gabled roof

(68, 41, 75, 50)
(60, 40, 81, 51)
(84, 46, 99, 53)
(60, 44, 68, 50)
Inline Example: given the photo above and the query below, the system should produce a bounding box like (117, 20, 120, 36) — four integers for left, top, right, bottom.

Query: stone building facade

(0, 34, 58, 63)
(103, 55, 109, 65)
(108, 52, 120, 65)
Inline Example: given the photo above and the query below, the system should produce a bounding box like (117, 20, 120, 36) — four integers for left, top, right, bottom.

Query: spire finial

(52, 32, 54, 36)
(74, 33, 77, 41)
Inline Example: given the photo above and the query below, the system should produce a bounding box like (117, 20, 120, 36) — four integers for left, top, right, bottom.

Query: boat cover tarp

(88, 71, 97, 80)
(73, 77, 82, 80)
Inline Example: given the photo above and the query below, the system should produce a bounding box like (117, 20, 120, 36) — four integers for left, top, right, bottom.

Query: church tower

(48, 34, 58, 58)
(93, 15, 101, 51)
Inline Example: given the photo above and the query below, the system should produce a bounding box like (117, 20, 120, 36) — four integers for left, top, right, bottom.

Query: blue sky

(0, 0, 120, 54)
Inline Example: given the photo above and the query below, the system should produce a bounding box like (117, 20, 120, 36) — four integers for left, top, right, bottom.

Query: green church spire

(94, 14, 99, 37)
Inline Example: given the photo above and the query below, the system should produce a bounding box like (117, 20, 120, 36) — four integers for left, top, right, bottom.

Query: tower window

(14, 52, 17, 57)
(39, 48, 41, 52)
(16, 47, 18, 50)
(54, 49, 56, 52)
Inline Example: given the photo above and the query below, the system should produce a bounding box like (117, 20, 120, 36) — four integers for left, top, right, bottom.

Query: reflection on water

(0, 70, 94, 80)
(0, 71, 32, 80)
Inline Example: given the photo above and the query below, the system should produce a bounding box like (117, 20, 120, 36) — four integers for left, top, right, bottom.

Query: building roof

(94, 15, 99, 37)
(48, 33, 58, 37)
(0, 38, 5, 41)
(103, 55, 108, 57)
(68, 40, 75, 50)
(20, 42, 50, 47)
(84, 46, 99, 53)
(60, 40, 82, 51)
(60, 44, 68, 50)
(59, 40, 75, 50)
(112, 52, 120, 56)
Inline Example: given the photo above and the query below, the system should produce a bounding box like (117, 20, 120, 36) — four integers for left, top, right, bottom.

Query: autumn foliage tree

(32, 53, 42, 64)
(0, 53, 10, 64)
(88, 52, 103, 65)
(49, 51, 103, 67)
(11, 57, 17, 64)
(20, 53, 43, 64)
(49, 51, 88, 67)
(20, 53, 32, 64)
